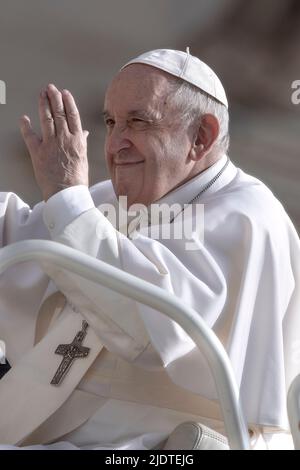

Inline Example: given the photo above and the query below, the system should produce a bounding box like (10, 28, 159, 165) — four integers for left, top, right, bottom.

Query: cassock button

(49, 222, 55, 230)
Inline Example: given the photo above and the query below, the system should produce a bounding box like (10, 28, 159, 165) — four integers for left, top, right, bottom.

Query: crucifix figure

(50, 320, 90, 386)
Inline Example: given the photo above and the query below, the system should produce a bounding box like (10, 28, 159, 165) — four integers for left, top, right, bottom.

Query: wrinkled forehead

(104, 64, 176, 114)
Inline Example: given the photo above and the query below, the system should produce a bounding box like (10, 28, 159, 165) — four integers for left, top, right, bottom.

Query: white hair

(167, 78, 230, 155)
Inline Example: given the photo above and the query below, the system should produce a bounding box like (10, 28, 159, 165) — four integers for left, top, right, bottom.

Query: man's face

(103, 64, 195, 207)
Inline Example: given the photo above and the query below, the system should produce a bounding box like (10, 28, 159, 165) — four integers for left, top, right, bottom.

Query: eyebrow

(102, 110, 110, 119)
(102, 109, 162, 120)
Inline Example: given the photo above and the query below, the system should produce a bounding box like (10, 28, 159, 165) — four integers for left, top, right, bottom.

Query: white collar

(123, 155, 237, 233)
(148, 155, 237, 224)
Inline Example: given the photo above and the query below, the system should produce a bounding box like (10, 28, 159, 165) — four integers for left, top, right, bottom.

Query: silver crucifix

(50, 320, 90, 386)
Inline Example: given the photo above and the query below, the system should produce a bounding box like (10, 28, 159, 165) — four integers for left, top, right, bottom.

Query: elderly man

(0, 49, 299, 450)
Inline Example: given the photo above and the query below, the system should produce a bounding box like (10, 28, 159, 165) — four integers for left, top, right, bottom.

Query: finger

(19, 115, 40, 156)
(39, 90, 55, 140)
(62, 89, 83, 134)
(46, 83, 69, 135)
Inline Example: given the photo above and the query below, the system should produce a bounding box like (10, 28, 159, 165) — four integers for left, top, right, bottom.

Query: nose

(105, 125, 132, 155)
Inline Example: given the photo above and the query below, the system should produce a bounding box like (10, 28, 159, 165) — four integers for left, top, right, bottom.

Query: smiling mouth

(114, 161, 144, 167)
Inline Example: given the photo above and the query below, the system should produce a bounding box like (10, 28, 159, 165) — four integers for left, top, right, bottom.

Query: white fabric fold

(0, 156, 299, 449)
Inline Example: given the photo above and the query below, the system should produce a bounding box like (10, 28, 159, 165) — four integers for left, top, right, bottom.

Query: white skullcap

(121, 48, 228, 108)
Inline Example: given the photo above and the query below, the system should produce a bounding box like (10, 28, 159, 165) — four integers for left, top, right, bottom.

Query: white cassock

(0, 154, 299, 450)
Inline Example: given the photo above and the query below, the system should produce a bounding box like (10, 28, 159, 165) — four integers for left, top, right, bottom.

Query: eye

(129, 118, 149, 128)
(104, 118, 115, 127)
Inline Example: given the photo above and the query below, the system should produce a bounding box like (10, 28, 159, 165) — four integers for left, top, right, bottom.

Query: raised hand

(20, 84, 89, 201)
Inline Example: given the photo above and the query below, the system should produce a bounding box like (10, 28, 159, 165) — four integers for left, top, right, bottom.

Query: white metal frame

(0, 240, 252, 449)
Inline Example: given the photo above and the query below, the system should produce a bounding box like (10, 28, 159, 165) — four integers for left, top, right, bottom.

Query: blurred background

(0, 0, 299, 231)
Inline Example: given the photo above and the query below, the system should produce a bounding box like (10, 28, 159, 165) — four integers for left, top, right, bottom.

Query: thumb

(20, 115, 40, 155)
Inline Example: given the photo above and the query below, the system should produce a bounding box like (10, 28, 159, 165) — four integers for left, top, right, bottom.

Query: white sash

(0, 302, 104, 445)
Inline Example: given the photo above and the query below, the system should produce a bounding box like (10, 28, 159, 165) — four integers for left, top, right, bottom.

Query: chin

(113, 185, 132, 206)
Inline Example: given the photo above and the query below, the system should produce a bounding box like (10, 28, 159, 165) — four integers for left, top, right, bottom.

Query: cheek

(169, 133, 190, 161)
(104, 139, 108, 159)
(158, 136, 184, 168)
(104, 143, 113, 171)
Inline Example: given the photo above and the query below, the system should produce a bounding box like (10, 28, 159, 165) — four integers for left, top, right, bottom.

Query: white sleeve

(0, 185, 93, 247)
(42, 186, 226, 375)
(0, 191, 47, 246)
(43, 185, 94, 238)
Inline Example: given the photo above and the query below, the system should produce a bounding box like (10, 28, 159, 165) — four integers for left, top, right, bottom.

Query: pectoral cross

(50, 320, 90, 386)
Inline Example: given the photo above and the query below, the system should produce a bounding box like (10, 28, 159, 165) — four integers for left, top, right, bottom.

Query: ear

(189, 114, 219, 161)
